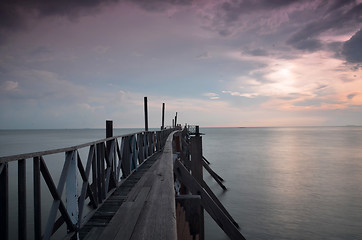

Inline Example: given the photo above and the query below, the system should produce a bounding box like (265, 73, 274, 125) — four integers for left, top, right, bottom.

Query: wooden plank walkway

(81, 132, 177, 240)
(79, 151, 162, 239)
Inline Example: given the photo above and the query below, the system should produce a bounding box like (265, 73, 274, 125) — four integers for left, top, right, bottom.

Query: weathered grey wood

(18, 159, 26, 240)
(202, 156, 210, 165)
(0, 127, 176, 240)
(66, 150, 78, 227)
(190, 136, 203, 182)
(189, 135, 204, 239)
(41, 154, 75, 240)
(176, 195, 202, 239)
(92, 146, 99, 207)
(96, 131, 177, 240)
(0, 131, 145, 163)
(202, 159, 226, 190)
(122, 136, 131, 177)
(174, 159, 246, 240)
(144, 97, 148, 131)
(33, 157, 41, 240)
(116, 139, 123, 182)
(137, 133, 144, 164)
(98, 187, 150, 240)
(129, 132, 177, 240)
(0, 163, 8, 240)
(84, 227, 104, 240)
(161, 103, 165, 130)
(78, 145, 96, 225)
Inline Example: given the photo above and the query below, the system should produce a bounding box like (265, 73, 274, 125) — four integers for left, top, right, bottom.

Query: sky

(0, 0, 361, 129)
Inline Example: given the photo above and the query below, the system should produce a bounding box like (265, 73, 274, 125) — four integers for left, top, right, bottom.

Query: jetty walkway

(0, 98, 246, 240)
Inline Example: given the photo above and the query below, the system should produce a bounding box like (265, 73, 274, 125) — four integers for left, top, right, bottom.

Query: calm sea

(1, 127, 362, 239)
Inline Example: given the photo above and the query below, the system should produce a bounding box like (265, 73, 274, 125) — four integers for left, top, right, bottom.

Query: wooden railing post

(137, 133, 145, 164)
(106, 120, 117, 189)
(33, 157, 41, 240)
(0, 162, 8, 240)
(18, 159, 26, 240)
(190, 126, 204, 239)
(122, 136, 131, 177)
(144, 97, 149, 132)
(66, 151, 78, 231)
(161, 103, 165, 130)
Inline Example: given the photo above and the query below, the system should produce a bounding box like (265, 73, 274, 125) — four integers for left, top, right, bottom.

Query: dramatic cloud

(286, 1, 362, 51)
(0, 0, 361, 128)
(343, 29, 362, 63)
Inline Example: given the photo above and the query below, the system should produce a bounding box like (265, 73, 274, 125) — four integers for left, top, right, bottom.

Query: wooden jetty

(0, 100, 246, 240)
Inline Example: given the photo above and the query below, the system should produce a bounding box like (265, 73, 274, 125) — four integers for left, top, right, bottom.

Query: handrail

(0, 131, 150, 163)
(0, 127, 176, 240)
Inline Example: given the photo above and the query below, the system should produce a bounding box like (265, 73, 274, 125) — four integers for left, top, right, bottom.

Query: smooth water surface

(1, 127, 362, 239)
(202, 127, 362, 240)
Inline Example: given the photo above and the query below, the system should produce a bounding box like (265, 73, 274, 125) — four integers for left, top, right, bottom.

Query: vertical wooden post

(161, 103, 165, 130)
(176, 195, 202, 240)
(18, 160, 26, 240)
(122, 136, 131, 177)
(106, 120, 113, 139)
(190, 126, 204, 239)
(175, 112, 178, 128)
(106, 120, 116, 189)
(33, 157, 41, 240)
(66, 151, 78, 230)
(0, 163, 8, 240)
(144, 97, 149, 132)
(172, 119, 175, 128)
(96, 143, 103, 203)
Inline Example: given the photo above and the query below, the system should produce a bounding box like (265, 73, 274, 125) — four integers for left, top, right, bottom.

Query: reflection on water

(203, 127, 362, 240)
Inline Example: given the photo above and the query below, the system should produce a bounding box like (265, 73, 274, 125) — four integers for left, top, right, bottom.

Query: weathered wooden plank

(129, 132, 177, 240)
(98, 187, 150, 240)
(84, 227, 105, 240)
(66, 151, 78, 226)
(202, 156, 211, 165)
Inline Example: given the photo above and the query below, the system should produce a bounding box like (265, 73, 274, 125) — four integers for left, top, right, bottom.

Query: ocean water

(1, 127, 362, 239)
(202, 127, 362, 240)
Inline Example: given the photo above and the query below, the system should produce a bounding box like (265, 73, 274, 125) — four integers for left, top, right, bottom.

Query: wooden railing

(173, 127, 246, 240)
(0, 128, 175, 240)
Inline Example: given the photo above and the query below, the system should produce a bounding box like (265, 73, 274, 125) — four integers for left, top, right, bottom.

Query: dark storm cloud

(0, 0, 192, 41)
(128, 0, 192, 11)
(290, 38, 323, 51)
(0, 0, 116, 43)
(220, 0, 300, 23)
(287, 1, 362, 51)
(342, 29, 362, 63)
